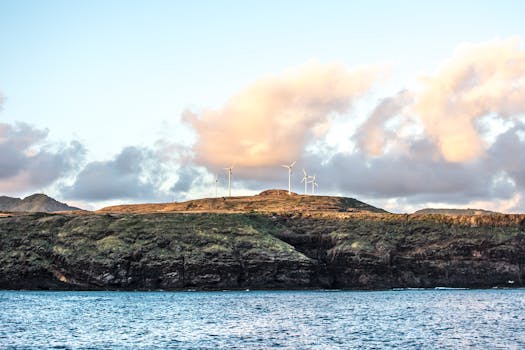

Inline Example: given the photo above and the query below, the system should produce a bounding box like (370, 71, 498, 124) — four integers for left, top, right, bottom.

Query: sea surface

(1, 289, 524, 349)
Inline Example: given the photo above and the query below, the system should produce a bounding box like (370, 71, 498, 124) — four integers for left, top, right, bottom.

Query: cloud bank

(62, 146, 170, 201)
(0, 122, 85, 194)
(184, 61, 386, 172)
(413, 37, 525, 162)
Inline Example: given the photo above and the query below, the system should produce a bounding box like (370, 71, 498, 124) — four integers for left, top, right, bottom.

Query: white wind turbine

(214, 175, 219, 198)
(281, 161, 296, 195)
(301, 169, 309, 195)
(309, 174, 318, 194)
(224, 165, 234, 197)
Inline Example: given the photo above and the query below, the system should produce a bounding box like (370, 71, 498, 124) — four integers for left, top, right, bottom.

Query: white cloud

(413, 37, 525, 162)
(185, 61, 387, 171)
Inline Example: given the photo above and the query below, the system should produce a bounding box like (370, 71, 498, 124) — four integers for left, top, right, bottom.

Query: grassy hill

(98, 189, 387, 214)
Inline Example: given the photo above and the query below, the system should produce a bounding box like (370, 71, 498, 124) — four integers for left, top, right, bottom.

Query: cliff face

(1, 211, 524, 290)
(272, 213, 525, 289)
(0, 213, 313, 290)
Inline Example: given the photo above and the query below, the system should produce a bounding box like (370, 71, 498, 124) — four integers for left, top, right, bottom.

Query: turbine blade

(291, 161, 296, 167)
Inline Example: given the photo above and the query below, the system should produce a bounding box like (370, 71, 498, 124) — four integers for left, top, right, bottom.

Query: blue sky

(1, 1, 525, 212)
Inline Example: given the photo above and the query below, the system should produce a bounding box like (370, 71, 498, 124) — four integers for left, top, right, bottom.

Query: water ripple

(1, 289, 525, 349)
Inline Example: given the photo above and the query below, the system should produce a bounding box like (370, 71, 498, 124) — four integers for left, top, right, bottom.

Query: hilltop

(98, 189, 387, 214)
(0, 194, 81, 213)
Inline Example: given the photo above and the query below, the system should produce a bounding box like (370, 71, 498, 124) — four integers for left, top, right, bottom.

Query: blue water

(1, 289, 524, 349)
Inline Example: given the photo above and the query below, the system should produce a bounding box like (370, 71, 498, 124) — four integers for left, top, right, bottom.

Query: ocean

(1, 289, 524, 349)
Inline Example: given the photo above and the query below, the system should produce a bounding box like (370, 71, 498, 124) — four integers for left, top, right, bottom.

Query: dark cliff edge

(1, 212, 524, 290)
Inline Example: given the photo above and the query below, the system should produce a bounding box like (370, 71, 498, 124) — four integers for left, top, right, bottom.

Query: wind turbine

(301, 169, 309, 195)
(309, 175, 318, 194)
(214, 175, 219, 198)
(281, 161, 296, 195)
(224, 165, 234, 197)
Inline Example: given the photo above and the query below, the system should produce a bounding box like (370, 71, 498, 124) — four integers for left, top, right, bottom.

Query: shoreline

(2, 211, 524, 291)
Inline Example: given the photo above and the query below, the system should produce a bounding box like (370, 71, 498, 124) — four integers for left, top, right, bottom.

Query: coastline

(1, 210, 524, 291)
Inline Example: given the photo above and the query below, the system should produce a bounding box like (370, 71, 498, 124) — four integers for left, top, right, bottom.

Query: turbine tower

(214, 175, 219, 198)
(301, 169, 309, 195)
(309, 175, 318, 194)
(224, 166, 234, 197)
(281, 161, 296, 195)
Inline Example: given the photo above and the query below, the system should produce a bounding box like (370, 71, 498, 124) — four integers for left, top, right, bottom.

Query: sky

(1, 0, 525, 212)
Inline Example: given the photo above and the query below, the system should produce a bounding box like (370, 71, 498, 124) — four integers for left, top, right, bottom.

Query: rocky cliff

(1, 211, 524, 290)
